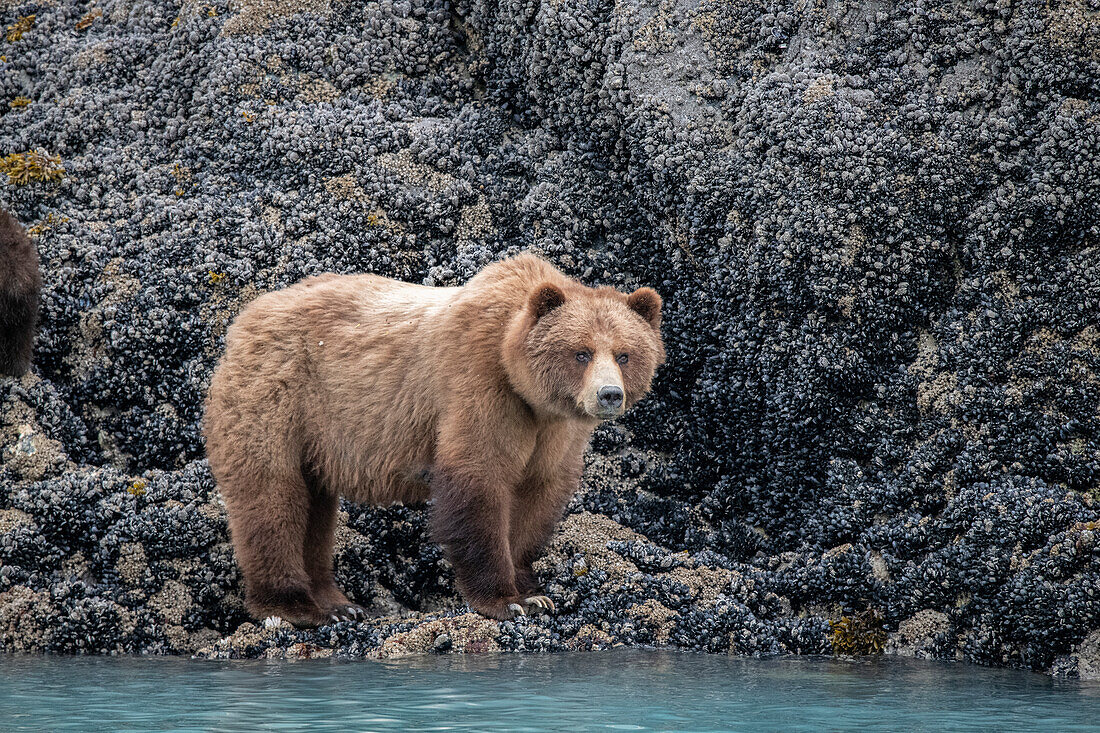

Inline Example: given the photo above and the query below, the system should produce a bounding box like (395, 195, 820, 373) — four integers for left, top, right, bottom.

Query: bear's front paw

(474, 595, 556, 620)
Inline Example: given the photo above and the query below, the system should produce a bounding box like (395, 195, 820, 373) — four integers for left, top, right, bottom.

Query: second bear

(0, 208, 41, 377)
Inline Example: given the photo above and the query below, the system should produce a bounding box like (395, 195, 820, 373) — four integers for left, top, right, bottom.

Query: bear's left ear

(529, 283, 566, 320)
(627, 287, 662, 328)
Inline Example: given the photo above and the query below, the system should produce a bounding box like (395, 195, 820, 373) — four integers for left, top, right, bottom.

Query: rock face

(1073, 630, 1100, 681)
(1, 0, 1098, 674)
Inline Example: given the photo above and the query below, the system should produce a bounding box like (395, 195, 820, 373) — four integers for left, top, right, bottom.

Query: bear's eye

(617, 353, 629, 365)
(575, 351, 592, 364)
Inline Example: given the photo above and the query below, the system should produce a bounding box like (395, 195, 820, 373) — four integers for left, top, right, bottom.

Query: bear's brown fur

(204, 253, 664, 624)
(0, 208, 41, 377)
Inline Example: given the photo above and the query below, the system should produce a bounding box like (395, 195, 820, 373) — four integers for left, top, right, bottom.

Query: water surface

(2, 650, 1096, 732)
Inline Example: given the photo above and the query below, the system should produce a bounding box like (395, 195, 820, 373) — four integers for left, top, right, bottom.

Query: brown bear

(204, 253, 665, 625)
(0, 208, 41, 377)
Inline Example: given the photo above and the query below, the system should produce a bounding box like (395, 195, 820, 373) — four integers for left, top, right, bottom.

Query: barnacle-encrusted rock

(887, 610, 951, 659)
(1, 0, 1098, 673)
(1073, 630, 1100, 681)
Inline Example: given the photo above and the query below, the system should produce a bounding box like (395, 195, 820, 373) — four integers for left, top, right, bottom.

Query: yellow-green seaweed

(829, 609, 886, 656)
(0, 150, 65, 185)
(5, 15, 35, 42)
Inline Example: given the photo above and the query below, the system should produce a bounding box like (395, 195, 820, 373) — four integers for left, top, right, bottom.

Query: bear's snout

(581, 353, 627, 419)
(597, 385, 624, 410)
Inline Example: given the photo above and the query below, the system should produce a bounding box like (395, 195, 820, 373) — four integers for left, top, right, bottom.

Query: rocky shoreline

(2, 0, 1099, 676)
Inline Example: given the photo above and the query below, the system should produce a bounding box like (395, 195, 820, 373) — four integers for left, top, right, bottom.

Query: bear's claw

(497, 596, 555, 619)
(525, 595, 555, 612)
(324, 603, 367, 624)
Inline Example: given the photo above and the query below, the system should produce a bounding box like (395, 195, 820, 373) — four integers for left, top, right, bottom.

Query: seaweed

(26, 213, 69, 236)
(5, 15, 34, 42)
(75, 9, 103, 31)
(830, 610, 886, 657)
(0, 150, 65, 185)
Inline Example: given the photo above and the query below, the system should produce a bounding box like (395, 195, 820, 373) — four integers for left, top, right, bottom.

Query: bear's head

(505, 280, 665, 421)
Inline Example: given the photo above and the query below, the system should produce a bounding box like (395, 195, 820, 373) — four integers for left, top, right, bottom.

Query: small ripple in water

(1, 650, 1097, 732)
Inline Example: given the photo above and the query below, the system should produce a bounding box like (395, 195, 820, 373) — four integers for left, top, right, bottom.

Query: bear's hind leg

(226, 473, 328, 627)
(303, 484, 365, 622)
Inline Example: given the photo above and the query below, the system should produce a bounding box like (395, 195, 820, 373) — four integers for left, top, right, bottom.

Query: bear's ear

(627, 287, 662, 328)
(529, 283, 566, 320)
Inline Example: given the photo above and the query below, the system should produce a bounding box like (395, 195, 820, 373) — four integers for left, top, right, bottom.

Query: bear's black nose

(597, 385, 624, 409)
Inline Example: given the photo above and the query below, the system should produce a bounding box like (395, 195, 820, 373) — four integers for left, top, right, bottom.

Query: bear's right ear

(529, 283, 566, 320)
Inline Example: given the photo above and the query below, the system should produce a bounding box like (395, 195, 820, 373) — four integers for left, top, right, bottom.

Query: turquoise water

(1, 650, 1097, 732)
